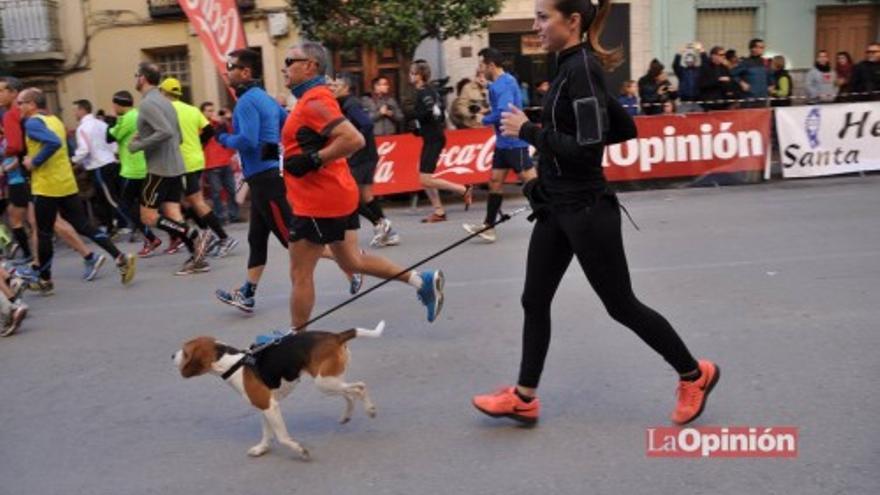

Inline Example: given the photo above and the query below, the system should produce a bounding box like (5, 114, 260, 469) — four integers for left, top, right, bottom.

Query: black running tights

(517, 193, 698, 388)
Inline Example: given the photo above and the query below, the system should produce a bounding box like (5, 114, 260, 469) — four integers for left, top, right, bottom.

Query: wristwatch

(309, 150, 322, 169)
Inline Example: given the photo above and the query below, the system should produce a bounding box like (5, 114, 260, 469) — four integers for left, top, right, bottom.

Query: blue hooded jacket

(217, 84, 287, 179)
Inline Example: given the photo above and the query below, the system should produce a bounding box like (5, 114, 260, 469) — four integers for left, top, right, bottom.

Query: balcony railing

(0, 0, 64, 61)
(148, 0, 256, 19)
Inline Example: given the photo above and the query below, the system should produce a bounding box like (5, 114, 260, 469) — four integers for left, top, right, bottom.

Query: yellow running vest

(26, 114, 79, 197)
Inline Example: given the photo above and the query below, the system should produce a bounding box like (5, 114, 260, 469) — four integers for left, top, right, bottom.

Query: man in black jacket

(330, 73, 400, 248)
(699, 46, 736, 111)
(850, 43, 880, 101)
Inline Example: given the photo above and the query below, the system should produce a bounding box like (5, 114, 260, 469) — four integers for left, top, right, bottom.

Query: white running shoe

(462, 223, 497, 243)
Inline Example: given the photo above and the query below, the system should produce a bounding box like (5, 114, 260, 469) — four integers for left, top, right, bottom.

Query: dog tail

(339, 320, 385, 343)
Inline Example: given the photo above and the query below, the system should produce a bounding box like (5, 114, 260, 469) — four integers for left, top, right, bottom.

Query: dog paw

(248, 444, 270, 457)
(339, 415, 351, 425)
(367, 407, 377, 418)
(299, 447, 311, 461)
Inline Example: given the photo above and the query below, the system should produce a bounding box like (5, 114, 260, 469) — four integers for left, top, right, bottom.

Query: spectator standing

(835, 51, 855, 101)
(725, 49, 739, 68)
(638, 59, 676, 115)
(731, 38, 774, 108)
(805, 50, 836, 104)
(673, 42, 707, 113)
(200, 102, 240, 224)
(361, 76, 404, 136)
(618, 80, 639, 116)
(850, 43, 880, 101)
(769, 56, 792, 107)
(699, 46, 736, 111)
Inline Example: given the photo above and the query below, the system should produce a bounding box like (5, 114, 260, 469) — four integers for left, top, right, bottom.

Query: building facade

(0, 0, 301, 127)
(652, 0, 879, 70)
(438, 0, 653, 106)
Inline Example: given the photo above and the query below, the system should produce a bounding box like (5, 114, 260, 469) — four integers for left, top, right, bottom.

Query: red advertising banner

(604, 109, 771, 181)
(177, 0, 247, 80)
(371, 109, 771, 196)
(373, 129, 496, 196)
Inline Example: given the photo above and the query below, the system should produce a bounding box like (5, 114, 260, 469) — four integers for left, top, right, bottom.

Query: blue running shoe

(13, 265, 40, 284)
(215, 287, 255, 313)
(83, 254, 107, 281)
(416, 270, 444, 323)
(350, 273, 363, 295)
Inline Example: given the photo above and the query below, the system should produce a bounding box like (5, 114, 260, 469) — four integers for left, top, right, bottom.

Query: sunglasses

(284, 57, 311, 67)
(226, 62, 246, 72)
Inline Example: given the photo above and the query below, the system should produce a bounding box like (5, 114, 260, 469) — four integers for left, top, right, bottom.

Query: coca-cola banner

(372, 129, 498, 196)
(177, 0, 247, 79)
(775, 102, 880, 179)
(371, 109, 771, 195)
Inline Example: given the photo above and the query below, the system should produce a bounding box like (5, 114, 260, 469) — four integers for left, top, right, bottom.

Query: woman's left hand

(501, 104, 529, 138)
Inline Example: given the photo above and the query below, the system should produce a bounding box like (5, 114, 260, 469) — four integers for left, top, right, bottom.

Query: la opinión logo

(646, 426, 798, 458)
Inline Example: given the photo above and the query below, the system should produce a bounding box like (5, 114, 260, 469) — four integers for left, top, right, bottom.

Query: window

(696, 8, 758, 56)
(332, 47, 403, 98)
(144, 46, 192, 102)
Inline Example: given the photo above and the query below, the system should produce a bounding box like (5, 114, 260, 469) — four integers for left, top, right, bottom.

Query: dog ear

(180, 340, 212, 378)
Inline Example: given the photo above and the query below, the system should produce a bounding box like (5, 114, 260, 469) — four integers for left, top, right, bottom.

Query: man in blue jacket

(462, 48, 537, 243)
(731, 38, 774, 108)
(214, 49, 289, 313)
(214, 49, 355, 313)
(673, 42, 708, 113)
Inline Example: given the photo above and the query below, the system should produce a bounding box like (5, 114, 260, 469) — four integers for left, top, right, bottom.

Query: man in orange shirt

(282, 41, 445, 329)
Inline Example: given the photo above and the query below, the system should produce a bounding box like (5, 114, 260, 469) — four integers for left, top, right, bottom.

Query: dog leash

(225, 205, 532, 374)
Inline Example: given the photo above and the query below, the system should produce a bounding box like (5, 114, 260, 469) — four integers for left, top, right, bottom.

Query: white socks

(408, 271, 423, 290)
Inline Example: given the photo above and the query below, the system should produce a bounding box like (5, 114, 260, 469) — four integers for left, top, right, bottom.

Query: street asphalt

(1, 175, 878, 495)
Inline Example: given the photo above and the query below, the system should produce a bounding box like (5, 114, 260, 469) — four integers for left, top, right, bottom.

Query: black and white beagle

(173, 322, 384, 460)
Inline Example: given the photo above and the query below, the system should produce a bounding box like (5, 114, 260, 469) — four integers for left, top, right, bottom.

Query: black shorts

(182, 170, 203, 197)
(141, 173, 183, 209)
(493, 147, 534, 173)
(8, 183, 31, 207)
(419, 134, 447, 174)
(290, 212, 360, 245)
(348, 161, 377, 186)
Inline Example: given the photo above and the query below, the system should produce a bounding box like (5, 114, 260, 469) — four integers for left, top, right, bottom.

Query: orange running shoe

(671, 359, 720, 425)
(472, 386, 540, 424)
(421, 212, 448, 223)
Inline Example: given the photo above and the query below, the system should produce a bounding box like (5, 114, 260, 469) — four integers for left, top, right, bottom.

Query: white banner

(775, 102, 880, 179)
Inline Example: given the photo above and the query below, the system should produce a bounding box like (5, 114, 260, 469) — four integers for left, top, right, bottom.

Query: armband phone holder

(574, 50, 610, 146)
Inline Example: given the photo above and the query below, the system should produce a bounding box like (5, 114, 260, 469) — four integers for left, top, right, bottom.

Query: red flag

(177, 0, 248, 80)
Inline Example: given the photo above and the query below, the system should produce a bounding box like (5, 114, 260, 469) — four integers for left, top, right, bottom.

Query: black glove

(283, 151, 322, 178)
(522, 178, 550, 221)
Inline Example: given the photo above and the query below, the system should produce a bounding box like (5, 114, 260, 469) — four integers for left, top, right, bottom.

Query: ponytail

(588, 0, 624, 71)
(553, 0, 623, 71)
